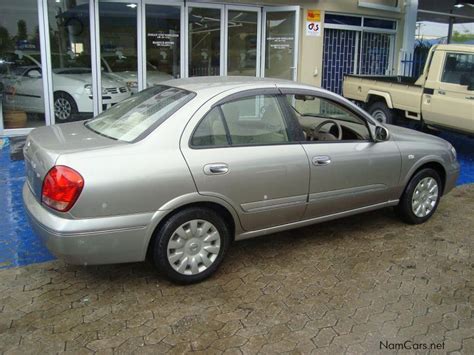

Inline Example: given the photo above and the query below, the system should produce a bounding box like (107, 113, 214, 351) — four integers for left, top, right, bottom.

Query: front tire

(368, 101, 394, 124)
(396, 168, 442, 224)
(54, 92, 78, 122)
(152, 207, 231, 284)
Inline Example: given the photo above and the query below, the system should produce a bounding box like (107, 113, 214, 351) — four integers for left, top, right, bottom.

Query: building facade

(0, 0, 414, 136)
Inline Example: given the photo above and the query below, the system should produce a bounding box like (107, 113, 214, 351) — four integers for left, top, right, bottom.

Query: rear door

(181, 89, 310, 231)
(422, 51, 474, 134)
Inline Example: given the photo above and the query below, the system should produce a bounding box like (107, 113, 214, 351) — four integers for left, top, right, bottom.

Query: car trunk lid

(24, 121, 123, 200)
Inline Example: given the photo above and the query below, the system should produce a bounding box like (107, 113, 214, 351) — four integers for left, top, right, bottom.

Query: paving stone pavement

(0, 185, 473, 355)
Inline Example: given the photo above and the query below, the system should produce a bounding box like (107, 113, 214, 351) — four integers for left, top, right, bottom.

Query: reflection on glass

(452, 22, 474, 44)
(0, 0, 46, 129)
(265, 11, 295, 80)
(188, 7, 221, 77)
(228, 10, 258, 76)
(98, 1, 135, 109)
(48, 0, 93, 123)
(146, 5, 180, 85)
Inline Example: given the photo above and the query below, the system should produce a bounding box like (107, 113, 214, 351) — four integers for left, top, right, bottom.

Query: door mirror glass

(27, 69, 42, 78)
(374, 126, 389, 142)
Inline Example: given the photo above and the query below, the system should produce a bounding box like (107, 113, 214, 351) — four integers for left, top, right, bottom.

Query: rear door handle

(438, 90, 446, 95)
(204, 163, 229, 175)
(312, 156, 331, 166)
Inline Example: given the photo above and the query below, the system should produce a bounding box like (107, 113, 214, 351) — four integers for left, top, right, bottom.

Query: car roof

(162, 76, 296, 95)
(435, 44, 474, 53)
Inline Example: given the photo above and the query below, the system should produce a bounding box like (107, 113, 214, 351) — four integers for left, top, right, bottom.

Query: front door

(262, 6, 300, 81)
(422, 51, 474, 134)
(281, 90, 401, 219)
(181, 90, 309, 231)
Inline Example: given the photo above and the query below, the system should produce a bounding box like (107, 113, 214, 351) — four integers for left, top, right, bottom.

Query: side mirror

(374, 126, 389, 142)
(27, 69, 42, 78)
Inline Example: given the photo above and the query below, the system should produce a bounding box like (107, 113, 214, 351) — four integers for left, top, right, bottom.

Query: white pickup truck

(343, 44, 474, 135)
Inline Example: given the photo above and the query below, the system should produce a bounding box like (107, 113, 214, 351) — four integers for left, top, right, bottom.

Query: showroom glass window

(146, 5, 180, 83)
(98, 1, 137, 110)
(227, 10, 258, 76)
(0, 0, 46, 129)
(47, 0, 92, 124)
(188, 7, 221, 77)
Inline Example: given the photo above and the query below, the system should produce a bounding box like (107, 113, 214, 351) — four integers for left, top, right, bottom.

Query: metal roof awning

(418, 0, 474, 23)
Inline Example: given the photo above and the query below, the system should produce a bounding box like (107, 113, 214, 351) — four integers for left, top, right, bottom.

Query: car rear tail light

(42, 166, 84, 212)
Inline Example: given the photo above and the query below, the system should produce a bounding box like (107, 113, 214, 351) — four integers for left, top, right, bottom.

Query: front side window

(86, 85, 193, 142)
(286, 94, 370, 141)
(441, 53, 474, 86)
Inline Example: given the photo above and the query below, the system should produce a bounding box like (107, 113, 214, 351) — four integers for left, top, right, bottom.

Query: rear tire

(396, 168, 442, 224)
(152, 207, 231, 284)
(368, 101, 394, 124)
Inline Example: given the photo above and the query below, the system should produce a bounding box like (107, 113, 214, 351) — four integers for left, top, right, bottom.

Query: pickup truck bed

(343, 75, 423, 115)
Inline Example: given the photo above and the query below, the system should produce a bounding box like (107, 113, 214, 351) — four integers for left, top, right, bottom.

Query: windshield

(0, 52, 38, 75)
(85, 85, 194, 142)
(102, 55, 157, 72)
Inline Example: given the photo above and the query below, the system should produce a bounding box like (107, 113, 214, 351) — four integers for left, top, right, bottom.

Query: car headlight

(126, 81, 138, 89)
(84, 84, 92, 95)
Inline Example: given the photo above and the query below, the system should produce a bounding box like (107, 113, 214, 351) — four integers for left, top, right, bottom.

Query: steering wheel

(311, 120, 343, 141)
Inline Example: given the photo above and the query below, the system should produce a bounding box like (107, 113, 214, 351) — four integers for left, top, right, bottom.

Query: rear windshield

(85, 85, 194, 142)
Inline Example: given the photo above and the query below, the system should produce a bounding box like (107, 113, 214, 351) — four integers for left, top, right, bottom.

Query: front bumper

(444, 161, 461, 195)
(22, 183, 153, 265)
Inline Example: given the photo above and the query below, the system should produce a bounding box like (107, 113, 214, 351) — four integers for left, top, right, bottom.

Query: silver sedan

(23, 77, 460, 283)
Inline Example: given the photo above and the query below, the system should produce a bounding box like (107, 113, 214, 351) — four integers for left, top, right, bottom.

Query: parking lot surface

(0, 183, 473, 354)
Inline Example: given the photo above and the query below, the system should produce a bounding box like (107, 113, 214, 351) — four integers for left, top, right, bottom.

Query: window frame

(278, 88, 375, 144)
(189, 89, 301, 149)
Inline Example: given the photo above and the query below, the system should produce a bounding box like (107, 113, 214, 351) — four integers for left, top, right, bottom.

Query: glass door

(225, 6, 261, 77)
(262, 7, 300, 81)
(186, 3, 224, 77)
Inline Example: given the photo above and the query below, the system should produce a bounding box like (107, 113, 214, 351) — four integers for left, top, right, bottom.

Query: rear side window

(86, 85, 194, 142)
(441, 53, 474, 86)
(191, 95, 289, 147)
(191, 107, 229, 147)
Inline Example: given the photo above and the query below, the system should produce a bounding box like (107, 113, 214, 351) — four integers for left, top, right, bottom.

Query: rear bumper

(22, 183, 153, 265)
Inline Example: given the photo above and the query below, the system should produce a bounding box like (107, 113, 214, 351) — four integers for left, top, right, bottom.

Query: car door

(180, 89, 310, 231)
(422, 51, 474, 134)
(280, 88, 401, 219)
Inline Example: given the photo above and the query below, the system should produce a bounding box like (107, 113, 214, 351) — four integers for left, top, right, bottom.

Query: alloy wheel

(54, 97, 72, 121)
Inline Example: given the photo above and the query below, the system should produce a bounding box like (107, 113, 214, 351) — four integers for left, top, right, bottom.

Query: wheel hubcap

(54, 97, 72, 121)
(411, 177, 439, 218)
(167, 219, 221, 275)
(372, 109, 387, 123)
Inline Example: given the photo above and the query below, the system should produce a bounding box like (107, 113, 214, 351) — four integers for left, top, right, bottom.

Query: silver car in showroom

(23, 77, 460, 283)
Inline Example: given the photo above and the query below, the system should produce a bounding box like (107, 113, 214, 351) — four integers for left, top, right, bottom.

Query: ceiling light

(454, 1, 465, 8)
(126, 4, 137, 9)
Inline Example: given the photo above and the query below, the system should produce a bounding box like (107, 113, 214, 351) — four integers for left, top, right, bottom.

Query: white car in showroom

(101, 53, 173, 94)
(1, 51, 131, 122)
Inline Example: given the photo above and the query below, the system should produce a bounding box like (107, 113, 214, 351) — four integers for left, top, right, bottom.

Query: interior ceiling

(418, 0, 474, 23)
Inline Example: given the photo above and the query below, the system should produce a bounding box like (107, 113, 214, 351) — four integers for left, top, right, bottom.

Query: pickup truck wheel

(368, 102, 394, 124)
(152, 207, 231, 284)
(396, 168, 441, 225)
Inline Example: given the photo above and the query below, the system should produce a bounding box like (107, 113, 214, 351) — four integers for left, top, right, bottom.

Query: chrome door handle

(466, 96, 474, 100)
(438, 90, 446, 95)
(312, 156, 331, 166)
(204, 163, 229, 175)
